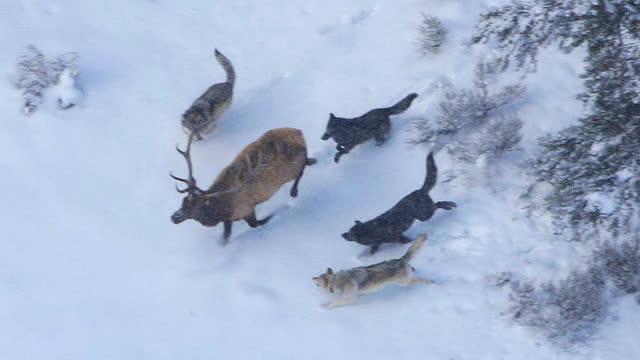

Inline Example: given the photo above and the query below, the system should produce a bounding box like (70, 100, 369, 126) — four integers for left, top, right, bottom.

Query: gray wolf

(313, 235, 431, 309)
(181, 49, 235, 140)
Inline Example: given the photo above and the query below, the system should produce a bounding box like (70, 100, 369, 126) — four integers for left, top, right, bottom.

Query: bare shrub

(417, 14, 447, 56)
(15, 45, 81, 114)
(408, 61, 525, 166)
(507, 236, 640, 345)
(509, 268, 606, 345)
(17, 45, 49, 115)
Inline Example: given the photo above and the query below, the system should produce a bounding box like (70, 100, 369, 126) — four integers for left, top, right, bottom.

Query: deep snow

(1, 0, 638, 359)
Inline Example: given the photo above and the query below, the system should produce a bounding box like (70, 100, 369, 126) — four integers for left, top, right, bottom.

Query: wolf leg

(334, 145, 351, 163)
(435, 201, 457, 210)
(334, 145, 346, 163)
(406, 278, 433, 286)
(374, 121, 391, 146)
(326, 295, 356, 309)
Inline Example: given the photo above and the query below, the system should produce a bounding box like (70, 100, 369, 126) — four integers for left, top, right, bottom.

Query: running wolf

(181, 49, 235, 140)
(342, 152, 456, 254)
(321, 93, 418, 163)
(313, 235, 431, 309)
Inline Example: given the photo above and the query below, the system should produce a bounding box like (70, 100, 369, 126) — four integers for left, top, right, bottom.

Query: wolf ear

(329, 113, 335, 119)
(355, 220, 363, 225)
(326, 267, 333, 275)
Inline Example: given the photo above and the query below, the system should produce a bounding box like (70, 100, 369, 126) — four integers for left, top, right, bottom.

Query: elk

(170, 128, 316, 243)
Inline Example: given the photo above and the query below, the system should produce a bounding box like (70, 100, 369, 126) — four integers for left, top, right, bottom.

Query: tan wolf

(313, 235, 431, 309)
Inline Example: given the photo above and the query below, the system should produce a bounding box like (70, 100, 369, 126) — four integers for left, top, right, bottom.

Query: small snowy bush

(508, 236, 640, 345)
(417, 14, 447, 56)
(592, 236, 640, 297)
(16, 45, 82, 114)
(486, 271, 513, 287)
(510, 268, 606, 345)
(408, 61, 525, 166)
(16, 45, 48, 115)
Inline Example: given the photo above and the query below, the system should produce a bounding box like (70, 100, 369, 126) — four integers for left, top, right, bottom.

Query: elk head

(170, 134, 228, 226)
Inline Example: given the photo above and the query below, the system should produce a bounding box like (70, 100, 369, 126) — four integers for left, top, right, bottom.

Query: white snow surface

(1, 0, 637, 359)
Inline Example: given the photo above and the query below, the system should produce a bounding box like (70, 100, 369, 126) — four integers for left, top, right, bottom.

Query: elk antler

(170, 134, 202, 194)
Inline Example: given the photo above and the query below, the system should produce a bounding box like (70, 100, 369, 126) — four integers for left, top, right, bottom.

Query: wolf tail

(401, 235, 428, 262)
(215, 49, 235, 86)
(421, 152, 437, 192)
(384, 93, 418, 115)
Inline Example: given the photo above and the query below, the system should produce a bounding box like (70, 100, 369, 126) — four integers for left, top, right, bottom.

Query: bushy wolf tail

(401, 235, 427, 262)
(215, 49, 235, 86)
(421, 152, 437, 192)
(384, 93, 418, 115)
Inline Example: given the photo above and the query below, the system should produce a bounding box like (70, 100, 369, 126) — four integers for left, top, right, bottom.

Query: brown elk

(170, 128, 317, 243)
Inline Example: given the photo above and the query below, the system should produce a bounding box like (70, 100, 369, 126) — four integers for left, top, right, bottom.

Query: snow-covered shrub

(508, 236, 640, 345)
(47, 51, 79, 84)
(472, 0, 640, 240)
(408, 61, 525, 166)
(476, 116, 523, 159)
(16, 45, 49, 115)
(509, 267, 607, 345)
(15, 45, 82, 114)
(486, 271, 513, 287)
(417, 14, 447, 56)
(591, 236, 640, 297)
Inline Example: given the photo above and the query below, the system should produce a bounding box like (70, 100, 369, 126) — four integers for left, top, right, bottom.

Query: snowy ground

(1, 0, 638, 359)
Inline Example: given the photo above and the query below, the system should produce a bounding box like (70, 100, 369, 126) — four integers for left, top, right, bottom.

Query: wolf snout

(342, 232, 354, 241)
(321, 133, 330, 140)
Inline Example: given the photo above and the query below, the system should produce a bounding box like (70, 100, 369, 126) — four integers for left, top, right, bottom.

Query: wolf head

(312, 267, 334, 292)
(321, 113, 339, 140)
(181, 104, 209, 134)
(341, 220, 364, 242)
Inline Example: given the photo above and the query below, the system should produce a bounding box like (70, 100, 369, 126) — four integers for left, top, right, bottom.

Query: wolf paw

(437, 201, 457, 210)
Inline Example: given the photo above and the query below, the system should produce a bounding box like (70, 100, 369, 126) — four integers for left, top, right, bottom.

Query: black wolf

(322, 93, 418, 163)
(342, 152, 456, 254)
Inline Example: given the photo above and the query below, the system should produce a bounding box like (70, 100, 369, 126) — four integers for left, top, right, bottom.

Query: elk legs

(222, 221, 233, 244)
(244, 212, 273, 228)
(290, 158, 316, 197)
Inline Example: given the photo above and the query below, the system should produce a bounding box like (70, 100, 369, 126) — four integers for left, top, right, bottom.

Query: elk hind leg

(290, 159, 316, 197)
